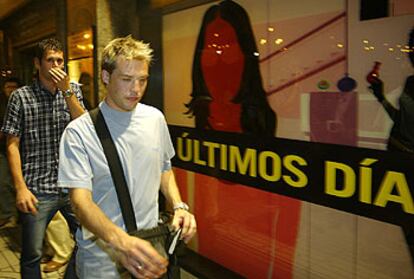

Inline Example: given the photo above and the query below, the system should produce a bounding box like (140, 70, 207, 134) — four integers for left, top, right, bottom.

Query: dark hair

(34, 38, 63, 61)
(185, 0, 276, 137)
(4, 76, 21, 86)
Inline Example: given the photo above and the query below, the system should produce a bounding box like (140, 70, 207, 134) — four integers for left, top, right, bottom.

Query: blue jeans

(0, 152, 16, 220)
(20, 191, 78, 279)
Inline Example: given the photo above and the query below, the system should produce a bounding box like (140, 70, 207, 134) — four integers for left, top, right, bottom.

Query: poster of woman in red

(184, 1, 300, 278)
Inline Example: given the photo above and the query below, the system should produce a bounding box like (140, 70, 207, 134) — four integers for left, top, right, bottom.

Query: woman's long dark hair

(185, 0, 276, 137)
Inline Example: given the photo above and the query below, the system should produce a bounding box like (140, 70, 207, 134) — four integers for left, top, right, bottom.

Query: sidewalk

(0, 221, 67, 279)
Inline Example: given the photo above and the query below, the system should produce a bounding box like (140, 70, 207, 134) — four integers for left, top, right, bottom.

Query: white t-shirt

(58, 101, 175, 278)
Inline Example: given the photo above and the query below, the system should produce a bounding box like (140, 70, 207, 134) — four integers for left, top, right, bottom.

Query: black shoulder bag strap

(89, 107, 137, 233)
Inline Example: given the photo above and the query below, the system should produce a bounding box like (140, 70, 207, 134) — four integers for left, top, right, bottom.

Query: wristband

(173, 202, 189, 211)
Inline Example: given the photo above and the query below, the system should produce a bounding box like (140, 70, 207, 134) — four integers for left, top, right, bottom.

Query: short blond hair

(101, 35, 153, 74)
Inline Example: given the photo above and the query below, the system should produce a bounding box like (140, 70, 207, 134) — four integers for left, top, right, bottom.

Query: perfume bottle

(366, 61, 381, 84)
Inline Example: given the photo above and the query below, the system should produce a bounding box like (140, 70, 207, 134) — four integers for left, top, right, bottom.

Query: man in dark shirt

(368, 27, 414, 264)
(0, 77, 20, 228)
(1, 38, 85, 278)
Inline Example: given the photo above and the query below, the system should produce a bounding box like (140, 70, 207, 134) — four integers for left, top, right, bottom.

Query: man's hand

(115, 235, 168, 279)
(171, 209, 197, 243)
(16, 186, 38, 214)
(368, 77, 385, 103)
(71, 188, 167, 278)
(49, 68, 70, 92)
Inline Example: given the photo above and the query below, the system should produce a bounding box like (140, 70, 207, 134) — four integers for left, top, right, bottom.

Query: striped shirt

(0, 79, 84, 194)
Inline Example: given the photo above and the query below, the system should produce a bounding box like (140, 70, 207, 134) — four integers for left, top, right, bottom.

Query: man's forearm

(7, 136, 26, 191)
(65, 93, 86, 119)
(70, 189, 129, 251)
(160, 169, 184, 208)
(381, 99, 398, 121)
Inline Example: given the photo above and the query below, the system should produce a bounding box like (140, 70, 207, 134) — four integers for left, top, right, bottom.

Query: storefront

(0, 1, 413, 278)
